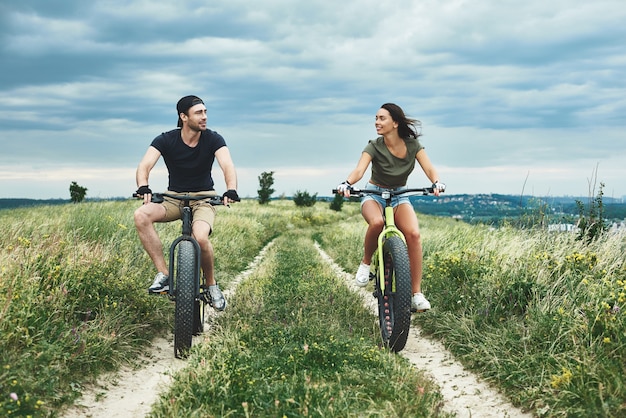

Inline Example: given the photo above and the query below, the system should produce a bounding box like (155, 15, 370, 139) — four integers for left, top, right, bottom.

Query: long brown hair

(381, 103, 421, 139)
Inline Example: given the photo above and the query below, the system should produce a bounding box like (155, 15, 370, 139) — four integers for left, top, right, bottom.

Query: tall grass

(1, 202, 162, 415)
(0, 200, 271, 416)
(318, 204, 626, 417)
(421, 221, 626, 417)
(3, 198, 625, 417)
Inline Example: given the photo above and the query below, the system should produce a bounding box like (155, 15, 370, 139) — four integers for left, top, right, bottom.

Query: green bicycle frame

(374, 199, 406, 294)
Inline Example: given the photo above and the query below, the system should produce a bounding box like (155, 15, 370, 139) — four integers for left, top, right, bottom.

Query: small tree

(257, 171, 275, 205)
(329, 193, 344, 211)
(293, 190, 317, 207)
(69, 181, 87, 203)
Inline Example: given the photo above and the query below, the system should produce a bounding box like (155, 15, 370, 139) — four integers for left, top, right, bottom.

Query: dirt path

(61, 241, 275, 418)
(315, 243, 533, 418)
(59, 336, 185, 418)
(63, 240, 532, 417)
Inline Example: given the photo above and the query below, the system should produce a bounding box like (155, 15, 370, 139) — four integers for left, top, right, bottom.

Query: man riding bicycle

(134, 95, 239, 311)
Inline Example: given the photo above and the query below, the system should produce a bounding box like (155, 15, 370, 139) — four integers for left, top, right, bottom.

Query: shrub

(329, 193, 344, 211)
(293, 190, 317, 207)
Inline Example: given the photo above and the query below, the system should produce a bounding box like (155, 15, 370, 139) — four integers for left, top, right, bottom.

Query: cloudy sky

(1, 0, 625, 200)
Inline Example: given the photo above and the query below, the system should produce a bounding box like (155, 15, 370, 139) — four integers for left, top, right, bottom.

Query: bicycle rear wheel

(174, 240, 196, 358)
(376, 235, 412, 352)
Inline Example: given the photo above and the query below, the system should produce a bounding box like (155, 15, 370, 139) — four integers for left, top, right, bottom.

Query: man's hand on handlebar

(135, 185, 152, 205)
(222, 189, 240, 205)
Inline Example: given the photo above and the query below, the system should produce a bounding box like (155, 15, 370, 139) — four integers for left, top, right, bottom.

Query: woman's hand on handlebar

(335, 181, 352, 198)
(432, 181, 446, 196)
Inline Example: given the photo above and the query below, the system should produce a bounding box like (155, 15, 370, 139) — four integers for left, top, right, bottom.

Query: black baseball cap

(176, 95, 204, 127)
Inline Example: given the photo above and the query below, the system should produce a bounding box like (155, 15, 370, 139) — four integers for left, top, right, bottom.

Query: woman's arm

(346, 152, 373, 185)
(415, 149, 439, 184)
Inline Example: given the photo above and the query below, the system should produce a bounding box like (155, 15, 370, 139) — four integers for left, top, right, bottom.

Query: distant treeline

(0, 198, 69, 210)
(0, 197, 127, 211)
(409, 194, 626, 224)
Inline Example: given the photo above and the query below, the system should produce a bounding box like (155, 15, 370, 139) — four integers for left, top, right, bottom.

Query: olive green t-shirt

(363, 136, 424, 188)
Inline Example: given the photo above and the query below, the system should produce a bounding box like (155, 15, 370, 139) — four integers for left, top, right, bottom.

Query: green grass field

(1, 199, 624, 417)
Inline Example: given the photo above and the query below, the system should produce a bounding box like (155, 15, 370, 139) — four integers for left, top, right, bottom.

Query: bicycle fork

(375, 204, 406, 294)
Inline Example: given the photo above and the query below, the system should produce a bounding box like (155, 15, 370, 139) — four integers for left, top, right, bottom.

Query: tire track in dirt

(315, 243, 533, 418)
(61, 240, 275, 418)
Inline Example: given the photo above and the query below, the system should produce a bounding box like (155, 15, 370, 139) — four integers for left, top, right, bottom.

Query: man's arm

(136, 146, 162, 203)
(215, 146, 238, 191)
(136, 146, 161, 186)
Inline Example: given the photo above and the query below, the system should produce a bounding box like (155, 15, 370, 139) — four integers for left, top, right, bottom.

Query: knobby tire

(376, 236, 412, 352)
(174, 240, 196, 358)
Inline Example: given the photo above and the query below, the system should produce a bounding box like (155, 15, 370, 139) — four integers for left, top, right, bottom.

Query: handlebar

(133, 192, 224, 206)
(332, 187, 435, 197)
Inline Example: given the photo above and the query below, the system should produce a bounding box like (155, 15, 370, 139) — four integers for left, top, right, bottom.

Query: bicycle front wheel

(174, 240, 196, 358)
(377, 235, 412, 352)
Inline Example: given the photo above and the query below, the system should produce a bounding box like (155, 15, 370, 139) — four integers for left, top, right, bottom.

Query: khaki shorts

(159, 191, 217, 231)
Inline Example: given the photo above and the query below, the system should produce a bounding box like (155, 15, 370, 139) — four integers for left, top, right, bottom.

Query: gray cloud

(0, 0, 625, 199)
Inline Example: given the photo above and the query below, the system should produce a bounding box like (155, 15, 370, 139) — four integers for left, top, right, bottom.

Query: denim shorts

(360, 184, 411, 208)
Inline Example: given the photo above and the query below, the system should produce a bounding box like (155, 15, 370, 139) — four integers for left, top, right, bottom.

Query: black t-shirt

(150, 128, 227, 192)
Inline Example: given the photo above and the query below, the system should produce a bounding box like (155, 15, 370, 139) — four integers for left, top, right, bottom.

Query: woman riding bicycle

(336, 103, 445, 312)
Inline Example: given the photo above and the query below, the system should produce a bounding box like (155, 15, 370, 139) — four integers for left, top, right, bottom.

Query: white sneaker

(208, 284, 227, 311)
(411, 292, 431, 312)
(355, 263, 371, 287)
(148, 272, 169, 293)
